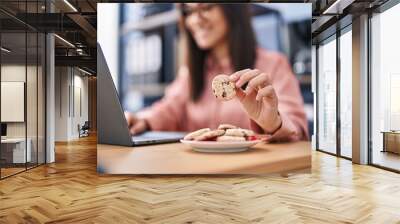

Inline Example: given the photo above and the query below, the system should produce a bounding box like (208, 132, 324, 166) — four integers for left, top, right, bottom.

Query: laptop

(97, 44, 186, 146)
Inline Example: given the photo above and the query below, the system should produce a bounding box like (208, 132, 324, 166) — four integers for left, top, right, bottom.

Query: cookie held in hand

(212, 74, 236, 101)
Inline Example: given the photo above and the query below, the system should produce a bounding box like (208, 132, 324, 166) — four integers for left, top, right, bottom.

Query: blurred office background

(98, 3, 313, 136)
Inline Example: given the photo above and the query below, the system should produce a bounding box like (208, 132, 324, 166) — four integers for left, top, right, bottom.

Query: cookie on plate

(216, 135, 246, 142)
(194, 129, 225, 141)
(183, 128, 211, 140)
(211, 74, 236, 101)
(225, 128, 255, 137)
(217, 124, 237, 130)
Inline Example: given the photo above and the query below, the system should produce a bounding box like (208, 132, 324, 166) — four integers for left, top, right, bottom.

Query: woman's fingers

(235, 87, 246, 101)
(255, 85, 276, 101)
(230, 69, 274, 102)
(246, 72, 271, 91)
(235, 69, 261, 88)
(229, 68, 251, 82)
(124, 111, 148, 135)
(130, 120, 147, 135)
(124, 111, 135, 127)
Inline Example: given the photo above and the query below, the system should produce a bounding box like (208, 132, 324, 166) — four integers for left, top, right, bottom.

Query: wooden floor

(372, 150, 400, 171)
(1, 135, 400, 224)
(1, 163, 45, 178)
(1, 167, 26, 178)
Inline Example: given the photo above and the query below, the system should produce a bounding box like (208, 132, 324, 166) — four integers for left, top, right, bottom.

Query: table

(381, 131, 400, 154)
(1, 138, 31, 164)
(97, 141, 311, 174)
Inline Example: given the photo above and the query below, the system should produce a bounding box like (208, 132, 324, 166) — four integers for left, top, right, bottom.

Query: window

(317, 36, 337, 154)
(339, 27, 352, 158)
(370, 3, 400, 171)
(1, 31, 28, 177)
(0, 1, 47, 179)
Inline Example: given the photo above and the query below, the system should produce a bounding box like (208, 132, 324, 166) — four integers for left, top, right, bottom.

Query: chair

(78, 121, 90, 138)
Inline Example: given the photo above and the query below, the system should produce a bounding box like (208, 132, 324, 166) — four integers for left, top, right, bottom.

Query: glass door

(316, 24, 353, 160)
(26, 0, 47, 169)
(0, 1, 47, 179)
(317, 35, 337, 154)
(339, 26, 352, 159)
(370, 2, 400, 171)
(1, 30, 28, 178)
(38, 32, 46, 165)
(27, 30, 38, 169)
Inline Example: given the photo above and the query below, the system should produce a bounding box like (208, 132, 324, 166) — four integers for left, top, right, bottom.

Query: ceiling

(0, 0, 98, 73)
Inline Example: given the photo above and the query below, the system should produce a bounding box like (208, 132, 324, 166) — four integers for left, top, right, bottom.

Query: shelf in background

(298, 74, 312, 85)
(121, 10, 179, 34)
(128, 83, 168, 97)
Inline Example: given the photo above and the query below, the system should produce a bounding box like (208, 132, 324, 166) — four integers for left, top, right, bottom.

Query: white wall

(55, 67, 69, 141)
(1, 65, 26, 140)
(1, 65, 35, 138)
(55, 67, 89, 141)
(1, 64, 46, 163)
(71, 73, 89, 138)
(97, 3, 120, 91)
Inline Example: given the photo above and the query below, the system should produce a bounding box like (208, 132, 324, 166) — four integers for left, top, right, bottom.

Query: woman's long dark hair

(180, 4, 257, 101)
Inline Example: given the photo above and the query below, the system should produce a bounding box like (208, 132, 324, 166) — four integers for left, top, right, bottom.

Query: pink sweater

(138, 48, 308, 142)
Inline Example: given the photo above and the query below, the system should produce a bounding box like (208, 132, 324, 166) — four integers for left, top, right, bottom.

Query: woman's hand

(229, 69, 282, 134)
(124, 112, 149, 135)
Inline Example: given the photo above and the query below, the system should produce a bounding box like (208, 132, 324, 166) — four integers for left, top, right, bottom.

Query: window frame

(0, 0, 47, 180)
(367, 0, 400, 173)
(314, 18, 353, 161)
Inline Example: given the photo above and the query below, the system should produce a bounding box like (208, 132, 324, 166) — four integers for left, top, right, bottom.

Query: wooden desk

(381, 131, 400, 154)
(1, 138, 31, 164)
(97, 141, 311, 174)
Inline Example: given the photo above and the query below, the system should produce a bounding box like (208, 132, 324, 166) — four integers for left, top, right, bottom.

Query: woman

(125, 3, 308, 142)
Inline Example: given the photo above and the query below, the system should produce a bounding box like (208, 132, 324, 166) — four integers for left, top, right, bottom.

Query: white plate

(180, 139, 262, 153)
